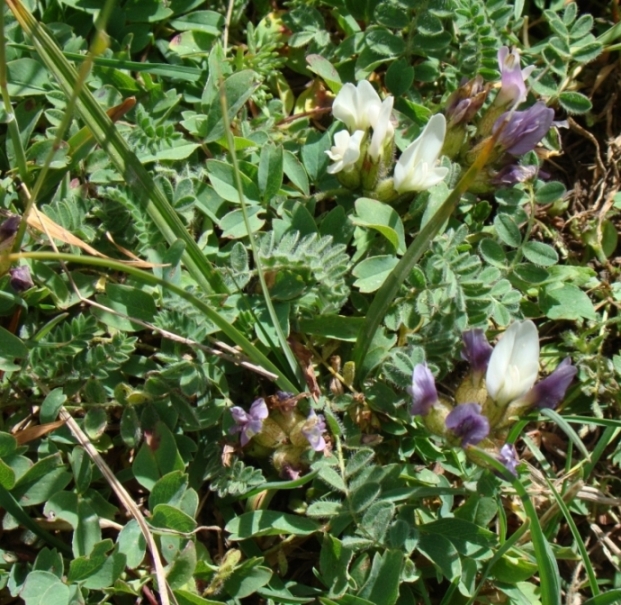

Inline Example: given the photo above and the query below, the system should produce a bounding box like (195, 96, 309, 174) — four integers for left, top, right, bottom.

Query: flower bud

(444, 403, 490, 447)
(9, 266, 34, 292)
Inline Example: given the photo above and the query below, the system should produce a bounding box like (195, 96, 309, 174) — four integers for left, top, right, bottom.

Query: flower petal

(410, 363, 438, 416)
(486, 320, 539, 406)
(445, 403, 490, 447)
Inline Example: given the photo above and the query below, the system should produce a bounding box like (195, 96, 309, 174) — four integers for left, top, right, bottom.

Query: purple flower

(493, 102, 555, 156)
(0, 216, 20, 242)
(529, 357, 577, 409)
(461, 329, 493, 375)
(492, 164, 539, 186)
(498, 443, 519, 476)
(410, 363, 438, 416)
(445, 403, 490, 447)
(302, 410, 327, 451)
(9, 266, 34, 293)
(445, 76, 488, 127)
(496, 46, 535, 108)
(229, 398, 269, 446)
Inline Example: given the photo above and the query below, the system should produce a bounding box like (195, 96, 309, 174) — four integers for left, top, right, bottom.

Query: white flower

(485, 320, 539, 406)
(325, 129, 365, 174)
(368, 95, 394, 162)
(332, 81, 382, 133)
(393, 114, 448, 194)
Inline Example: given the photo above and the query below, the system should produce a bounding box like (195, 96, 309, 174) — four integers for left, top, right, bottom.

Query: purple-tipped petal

(0, 216, 20, 241)
(492, 164, 539, 186)
(496, 46, 534, 108)
(410, 363, 438, 416)
(9, 266, 34, 292)
(493, 102, 555, 156)
(302, 410, 327, 451)
(445, 403, 490, 447)
(445, 76, 488, 127)
(498, 443, 519, 476)
(229, 398, 268, 446)
(249, 398, 269, 420)
(461, 329, 493, 374)
(530, 358, 577, 409)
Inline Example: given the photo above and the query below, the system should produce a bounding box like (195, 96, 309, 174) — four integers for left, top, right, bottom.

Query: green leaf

(535, 181, 566, 204)
(540, 283, 597, 320)
(0, 456, 15, 489)
(297, 315, 364, 342)
(350, 482, 381, 513)
(206, 159, 261, 204)
(151, 503, 197, 533)
(558, 91, 592, 114)
(421, 518, 496, 555)
(571, 41, 602, 63)
(132, 421, 185, 490)
(12, 455, 72, 506)
(26, 139, 70, 169)
(583, 591, 621, 605)
(358, 550, 403, 605)
(352, 198, 406, 254)
(352, 255, 399, 293)
(479, 238, 507, 268)
(117, 520, 146, 569)
(320, 535, 353, 597)
(490, 553, 539, 583)
(258, 143, 284, 202)
(365, 27, 405, 56)
(20, 571, 70, 605)
(318, 466, 347, 493)
(283, 151, 310, 196)
(169, 10, 223, 34)
(360, 500, 394, 543)
(0, 432, 17, 457)
(44, 492, 101, 557)
(68, 540, 125, 589)
(494, 214, 522, 248)
(166, 541, 197, 589)
(513, 264, 549, 284)
(522, 241, 559, 267)
(306, 54, 342, 93)
(225, 510, 320, 539)
(7, 58, 51, 96)
(385, 58, 414, 95)
(300, 129, 331, 182)
(39, 389, 66, 423)
(417, 533, 461, 581)
(306, 500, 343, 517)
(220, 206, 266, 239)
(224, 559, 272, 599)
(201, 70, 260, 143)
(33, 548, 64, 578)
(149, 471, 189, 510)
(0, 325, 28, 360)
(173, 590, 223, 605)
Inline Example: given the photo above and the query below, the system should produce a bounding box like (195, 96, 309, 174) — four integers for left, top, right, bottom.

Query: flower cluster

(324, 47, 555, 200)
(411, 320, 576, 476)
(326, 80, 447, 199)
(229, 392, 328, 478)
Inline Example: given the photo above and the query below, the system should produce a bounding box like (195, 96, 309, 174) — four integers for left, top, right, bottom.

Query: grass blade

(472, 447, 562, 605)
(5, 0, 229, 295)
(11, 251, 298, 393)
(540, 407, 591, 461)
(351, 137, 497, 381)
